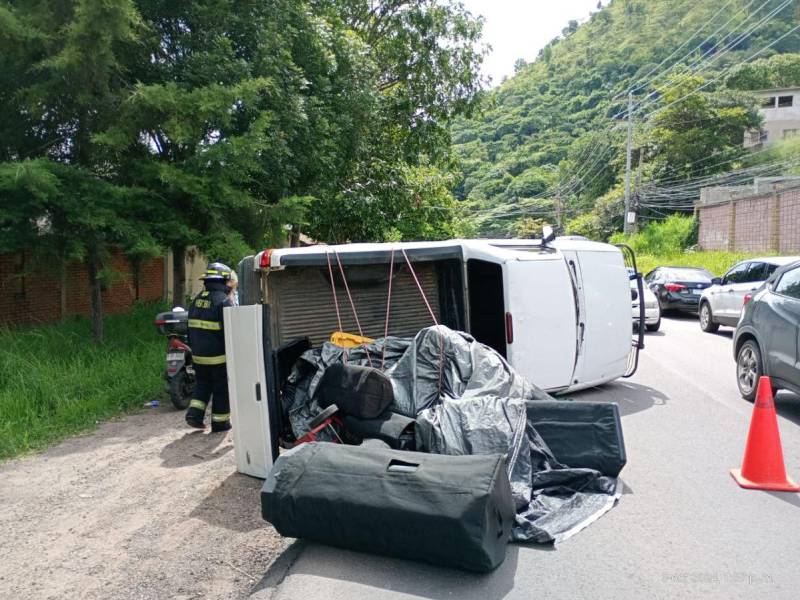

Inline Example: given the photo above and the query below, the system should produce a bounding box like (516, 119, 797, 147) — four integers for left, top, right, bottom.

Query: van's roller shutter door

(271, 265, 440, 347)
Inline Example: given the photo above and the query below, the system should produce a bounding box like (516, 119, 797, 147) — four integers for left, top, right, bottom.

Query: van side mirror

(711, 277, 721, 286)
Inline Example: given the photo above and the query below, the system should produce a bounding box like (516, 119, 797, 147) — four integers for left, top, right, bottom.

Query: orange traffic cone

(731, 376, 800, 492)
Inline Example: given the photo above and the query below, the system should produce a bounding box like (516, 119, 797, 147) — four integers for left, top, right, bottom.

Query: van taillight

(743, 294, 753, 306)
(505, 312, 514, 345)
(259, 249, 273, 269)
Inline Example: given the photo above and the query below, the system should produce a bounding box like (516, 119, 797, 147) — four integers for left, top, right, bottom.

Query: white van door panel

(570, 250, 630, 386)
(503, 259, 577, 391)
(224, 305, 274, 479)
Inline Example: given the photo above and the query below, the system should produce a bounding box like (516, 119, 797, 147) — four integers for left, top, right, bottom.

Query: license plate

(167, 352, 184, 361)
(691, 289, 703, 295)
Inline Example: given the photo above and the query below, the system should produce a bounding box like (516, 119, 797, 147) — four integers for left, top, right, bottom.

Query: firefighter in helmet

(185, 262, 234, 431)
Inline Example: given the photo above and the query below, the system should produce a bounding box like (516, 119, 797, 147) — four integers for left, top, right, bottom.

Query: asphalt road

(259, 315, 800, 600)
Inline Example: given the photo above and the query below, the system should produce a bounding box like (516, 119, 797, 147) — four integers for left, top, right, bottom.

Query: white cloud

(461, 0, 602, 85)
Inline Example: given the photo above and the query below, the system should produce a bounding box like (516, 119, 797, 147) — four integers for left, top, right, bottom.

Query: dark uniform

(186, 268, 234, 432)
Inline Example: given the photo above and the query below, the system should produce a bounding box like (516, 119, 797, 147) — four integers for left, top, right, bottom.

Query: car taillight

(505, 312, 514, 345)
(664, 283, 686, 292)
(259, 248, 274, 269)
(743, 294, 753, 306)
(154, 319, 166, 326)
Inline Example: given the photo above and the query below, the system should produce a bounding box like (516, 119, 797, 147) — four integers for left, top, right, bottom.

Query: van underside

(261, 258, 511, 359)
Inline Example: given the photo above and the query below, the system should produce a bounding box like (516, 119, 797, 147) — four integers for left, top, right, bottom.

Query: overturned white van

(240, 238, 641, 392)
(225, 238, 643, 477)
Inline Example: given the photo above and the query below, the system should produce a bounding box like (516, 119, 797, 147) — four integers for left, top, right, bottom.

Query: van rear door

(503, 258, 577, 391)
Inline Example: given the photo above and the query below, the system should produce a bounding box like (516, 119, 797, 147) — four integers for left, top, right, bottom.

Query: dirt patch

(0, 407, 290, 599)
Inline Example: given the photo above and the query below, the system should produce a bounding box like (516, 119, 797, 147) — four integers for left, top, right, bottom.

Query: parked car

(629, 268, 661, 331)
(733, 260, 800, 401)
(644, 266, 714, 314)
(699, 256, 800, 333)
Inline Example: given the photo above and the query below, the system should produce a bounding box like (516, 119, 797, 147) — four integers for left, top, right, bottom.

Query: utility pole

(555, 185, 563, 231)
(624, 91, 634, 235)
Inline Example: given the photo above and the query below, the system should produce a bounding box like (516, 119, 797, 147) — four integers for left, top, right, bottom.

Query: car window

(670, 268, 712, 282)
(774, 266, 800, 299)
(743, 262, 767, 283)
(645, 270, 658, 283)
(723, 263, 749, 284)
(764, 263, 780, 279)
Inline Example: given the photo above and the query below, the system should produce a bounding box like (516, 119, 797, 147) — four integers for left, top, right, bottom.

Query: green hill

(452, 0, 800, 237)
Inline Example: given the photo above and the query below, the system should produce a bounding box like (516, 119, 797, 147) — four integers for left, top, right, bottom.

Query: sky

(461, 0, 602, 85)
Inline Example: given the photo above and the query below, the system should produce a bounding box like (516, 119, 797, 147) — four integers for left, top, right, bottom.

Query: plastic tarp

(283, 325, 622, 544)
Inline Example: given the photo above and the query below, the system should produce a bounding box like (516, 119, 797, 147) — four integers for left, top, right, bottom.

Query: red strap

(401, 248, 438, 325)
(325, 251, 343, 333)
(333, 249, 373, 367)
(400, 248, 443, 395)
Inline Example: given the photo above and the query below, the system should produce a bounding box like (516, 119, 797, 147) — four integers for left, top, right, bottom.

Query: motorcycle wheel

(169, 369, 194, 410)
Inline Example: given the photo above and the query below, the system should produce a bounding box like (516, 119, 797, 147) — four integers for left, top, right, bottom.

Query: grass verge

(0, 302, 166, 460)
(635, 251, 766, 276)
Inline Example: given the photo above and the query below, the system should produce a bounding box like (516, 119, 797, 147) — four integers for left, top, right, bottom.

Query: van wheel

(646, 318, 661, 332)
(699, 302, 719, 333)
(736, 340, 762, 402)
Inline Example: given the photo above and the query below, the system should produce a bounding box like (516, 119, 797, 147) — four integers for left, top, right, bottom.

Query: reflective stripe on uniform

(189, 399, 207, 410)
(194, 354, 226, 365)
(212, 413, 230, 423)
(188, 319, 221, 331)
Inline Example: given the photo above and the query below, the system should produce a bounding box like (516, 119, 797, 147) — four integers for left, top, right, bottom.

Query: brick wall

(0, 251, 165, 327)
(697, 203, 730, 251)
(778, 189, 800, 254)
(734, 196, 773, 253)
(697, 187, 800, 253)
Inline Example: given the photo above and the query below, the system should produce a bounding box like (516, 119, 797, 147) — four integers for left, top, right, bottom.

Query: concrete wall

(698, 187, 800, 254)
(163, 246, 208, 307)
(744, 88, 800, 149)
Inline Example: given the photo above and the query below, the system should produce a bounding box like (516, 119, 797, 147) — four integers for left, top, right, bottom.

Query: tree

(644, 75, 761, 181)
(0, 0, 159, 343)
(727, 53, 800, 90)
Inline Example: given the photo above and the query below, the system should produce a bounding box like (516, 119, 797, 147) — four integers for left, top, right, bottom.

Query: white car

(698, 256, 800, 333)
(631, 277, 661, 332)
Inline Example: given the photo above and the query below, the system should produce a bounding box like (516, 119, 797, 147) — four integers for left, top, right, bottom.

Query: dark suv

(733, 260, 800, 401)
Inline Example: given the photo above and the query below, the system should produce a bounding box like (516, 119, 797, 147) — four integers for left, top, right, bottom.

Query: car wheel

(646, 317, 661, 332)
(699, 302, 719, 333)
(736, 340, 763, 402)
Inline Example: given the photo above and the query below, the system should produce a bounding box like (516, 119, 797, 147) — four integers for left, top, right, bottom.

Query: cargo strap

(194, 354, 226, 365)
(326, 249, 374, 366)
(188, 319, 221, 331)
(400, 248, 444, 396)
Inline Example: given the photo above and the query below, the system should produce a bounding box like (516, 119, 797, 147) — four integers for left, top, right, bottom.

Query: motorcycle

(154, 308, 196, 410)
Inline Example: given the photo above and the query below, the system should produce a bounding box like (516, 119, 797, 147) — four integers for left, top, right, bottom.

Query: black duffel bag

(526, 400, 627, 477)
(317, 362, 393, 419)
(261, 443, 515, 572)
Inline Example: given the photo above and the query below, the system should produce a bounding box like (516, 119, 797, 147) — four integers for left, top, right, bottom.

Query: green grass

(635, 251, 766, 276)
(0, 302, 166, 460)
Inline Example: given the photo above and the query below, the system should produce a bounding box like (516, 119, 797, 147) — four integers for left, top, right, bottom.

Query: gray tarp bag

(282, 326, 625, 545)
(261, 442, 516, 573)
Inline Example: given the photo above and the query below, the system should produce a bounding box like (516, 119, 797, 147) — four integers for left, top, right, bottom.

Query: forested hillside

(453, 0, 800, 237)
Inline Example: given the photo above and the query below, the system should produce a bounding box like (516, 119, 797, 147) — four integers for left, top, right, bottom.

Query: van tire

(699, 302, 719, 333)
